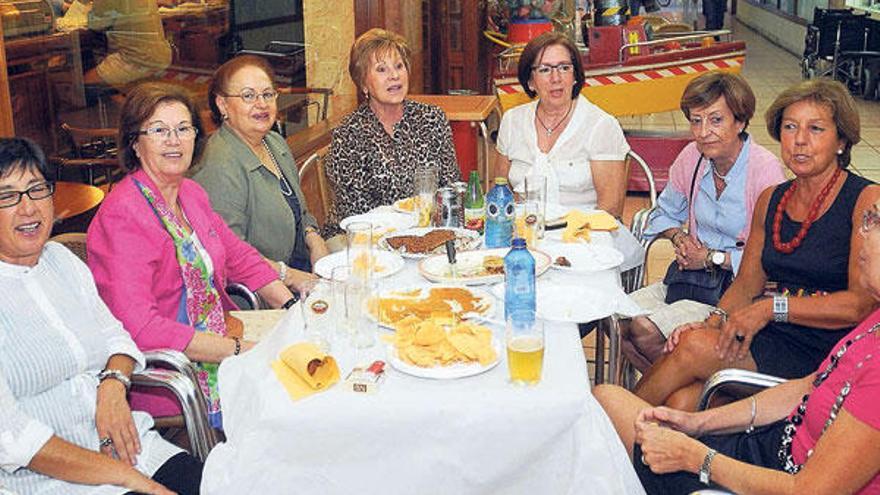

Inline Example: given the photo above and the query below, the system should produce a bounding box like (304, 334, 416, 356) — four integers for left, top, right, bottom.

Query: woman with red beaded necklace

(631, 79, 880, 412)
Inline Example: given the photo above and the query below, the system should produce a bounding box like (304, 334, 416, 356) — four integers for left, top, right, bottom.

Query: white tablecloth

(201, 226, 646, 495)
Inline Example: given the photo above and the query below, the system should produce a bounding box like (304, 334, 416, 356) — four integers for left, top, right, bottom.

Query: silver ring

(735, 334, 745, 343)
(641, 454, 648, 465)
(99, 437, 113, 448)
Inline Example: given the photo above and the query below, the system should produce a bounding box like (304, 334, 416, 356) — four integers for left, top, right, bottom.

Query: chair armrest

(226, 282, 266, 310)
(131, 368, 219, 462)
(698, 369, 788, 411)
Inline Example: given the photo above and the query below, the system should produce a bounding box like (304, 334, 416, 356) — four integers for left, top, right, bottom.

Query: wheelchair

(802, 7, 880, 100)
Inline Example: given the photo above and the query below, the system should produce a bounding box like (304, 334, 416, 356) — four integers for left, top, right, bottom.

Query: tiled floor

(584, 19, 880, 381)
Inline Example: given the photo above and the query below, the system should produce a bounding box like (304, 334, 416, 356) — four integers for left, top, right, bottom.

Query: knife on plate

(445, 239, 458, 279)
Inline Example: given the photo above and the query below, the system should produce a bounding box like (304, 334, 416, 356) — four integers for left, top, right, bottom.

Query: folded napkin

(272, 343, 340, 401)
(562, 210, 619, 243)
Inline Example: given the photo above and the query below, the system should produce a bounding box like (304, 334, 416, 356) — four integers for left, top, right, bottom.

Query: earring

(837, 149, 843, 155)
(221, 113, 228, 121)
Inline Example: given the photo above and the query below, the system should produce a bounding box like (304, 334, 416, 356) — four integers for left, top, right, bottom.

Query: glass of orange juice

(506, 310, 544, 385)
(413, 167, 438, 227)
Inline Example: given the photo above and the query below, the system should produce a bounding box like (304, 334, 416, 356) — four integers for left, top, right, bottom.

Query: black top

(751, 172, 874, 378)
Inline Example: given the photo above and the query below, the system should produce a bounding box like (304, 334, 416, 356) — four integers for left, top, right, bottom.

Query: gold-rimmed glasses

(222, 89, 278, 105)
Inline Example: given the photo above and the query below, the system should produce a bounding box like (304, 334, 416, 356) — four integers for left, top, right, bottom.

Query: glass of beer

(345, 221, 373, 283)
(524, 175, 547, 239)
(300, 278, 334, 352)
(515, 200, 540, 248)
(506, 310, 545, 385)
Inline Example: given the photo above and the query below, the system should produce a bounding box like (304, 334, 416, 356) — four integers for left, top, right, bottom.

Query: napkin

(562, 210, 619, 243)
(271, 343, 340, 401)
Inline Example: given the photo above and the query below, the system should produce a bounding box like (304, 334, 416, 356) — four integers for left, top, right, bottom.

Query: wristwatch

(706, 249, 726, 269)
(278, 260, 288, 282)
(699, 448, 718, 485)
(773, 295, 789, 323)
(97, 369, 131, 392)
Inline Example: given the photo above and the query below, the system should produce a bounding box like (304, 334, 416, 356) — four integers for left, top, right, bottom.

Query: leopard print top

(323, 100, 460, 236)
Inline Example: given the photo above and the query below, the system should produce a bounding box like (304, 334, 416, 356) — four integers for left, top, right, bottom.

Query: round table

(53, 181, 105, 221)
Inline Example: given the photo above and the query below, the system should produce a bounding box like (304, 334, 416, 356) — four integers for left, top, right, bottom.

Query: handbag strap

(686, 155, 704, 236)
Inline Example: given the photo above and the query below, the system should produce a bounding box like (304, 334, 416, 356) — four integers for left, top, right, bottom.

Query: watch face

(712, 251, 725, 265)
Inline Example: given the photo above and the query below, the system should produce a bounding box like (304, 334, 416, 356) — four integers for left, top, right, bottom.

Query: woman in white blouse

(0, 138, 200, 494)
(495, 31, 630, 218)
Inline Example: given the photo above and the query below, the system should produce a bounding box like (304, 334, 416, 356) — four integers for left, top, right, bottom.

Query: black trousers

(634, 421, 786, 494)
(126, 452, 203, 495)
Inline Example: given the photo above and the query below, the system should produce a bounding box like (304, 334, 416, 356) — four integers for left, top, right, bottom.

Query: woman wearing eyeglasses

(87, 82, 296, 428)
(193, 55, 328, 294)
(495, 31, 630, 219)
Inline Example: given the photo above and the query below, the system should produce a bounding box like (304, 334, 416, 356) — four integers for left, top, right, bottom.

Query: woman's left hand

(95, 380, 141, 466)
(635, 420, 704, 474)
(715, 299, 771, 362)
(675, 236, 709, 271)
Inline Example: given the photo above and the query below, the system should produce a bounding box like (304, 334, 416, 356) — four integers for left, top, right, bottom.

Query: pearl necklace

(535, 100, 574, 136)
(263, 139, 293, 197)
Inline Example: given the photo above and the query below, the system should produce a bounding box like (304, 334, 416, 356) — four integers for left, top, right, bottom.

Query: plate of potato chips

(384, 317, 502, 379)
(368, 285, 495, 330)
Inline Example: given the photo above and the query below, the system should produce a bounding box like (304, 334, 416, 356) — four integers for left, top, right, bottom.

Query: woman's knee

(670, 329, 718, 364)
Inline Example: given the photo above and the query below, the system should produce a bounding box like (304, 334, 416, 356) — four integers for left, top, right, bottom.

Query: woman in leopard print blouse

(324, 28, 459, 236)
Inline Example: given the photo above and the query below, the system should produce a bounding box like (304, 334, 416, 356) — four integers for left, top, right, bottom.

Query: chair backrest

(61, 123, 118, 159)
(643, 236, 676, 287)
(625, 150, 658, 210)
(50, 232, 88, 263)
(298, 145, 333, 228)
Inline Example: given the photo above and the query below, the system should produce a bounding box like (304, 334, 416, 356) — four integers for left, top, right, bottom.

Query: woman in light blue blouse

(620, 72, 786, 371)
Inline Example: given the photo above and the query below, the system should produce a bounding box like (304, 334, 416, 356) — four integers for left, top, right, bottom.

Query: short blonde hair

(765, 78, 860, 168)
(348, 28, 411, 97)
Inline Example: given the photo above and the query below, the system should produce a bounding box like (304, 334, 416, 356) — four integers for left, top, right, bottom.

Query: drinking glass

(348, 280, 376, 350)
(413, 166, 439, 227)
(345, 221, 373, 283)
(329, 265, 353, 341)
(524, 175, 548, 239)
(515, 200, 540, 248)
(300, 278, 333, 352)
(506, 310, 545, 385)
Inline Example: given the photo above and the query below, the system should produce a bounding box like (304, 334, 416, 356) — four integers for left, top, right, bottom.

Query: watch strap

(97, 369, 131, 391)
(773, 295, 789, 323)
(699, 448, 718, 485)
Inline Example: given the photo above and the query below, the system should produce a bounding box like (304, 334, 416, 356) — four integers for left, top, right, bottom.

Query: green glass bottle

(464, 171, 485, 234)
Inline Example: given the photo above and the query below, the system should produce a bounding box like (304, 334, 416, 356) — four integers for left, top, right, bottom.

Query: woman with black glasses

(193, 55, 328, 295)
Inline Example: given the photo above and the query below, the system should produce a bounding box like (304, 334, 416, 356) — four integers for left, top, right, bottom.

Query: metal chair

(697, 369, 788, 411)
(622, 149, 658, 294)
(226, 281, 266, 310)
(132, 349, 220, 462)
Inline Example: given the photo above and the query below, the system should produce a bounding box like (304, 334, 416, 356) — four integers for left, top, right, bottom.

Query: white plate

(379, 227, 483, 259)
(492, 282, 616, 323)
(418, 248, 552, 285)
(339, 211, 416, 234)
(368, 285, 496, 330)
(545, 243, 625, 273)
(544, 203, 570, 223)
(313, 250, 405, 280)
(386, 338, 502, 379)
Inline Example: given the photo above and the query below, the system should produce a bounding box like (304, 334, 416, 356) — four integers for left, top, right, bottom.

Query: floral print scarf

(134, 179, 225, 428)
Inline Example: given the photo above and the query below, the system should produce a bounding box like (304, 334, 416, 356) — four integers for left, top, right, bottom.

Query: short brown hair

(208, 55, 277, 125)
(349, 28, 411, 98)
(680, 71, 756, 135)
(517, 32, 584, 99)
(765, 78, 860, 168)
(118, 82, 205, 172)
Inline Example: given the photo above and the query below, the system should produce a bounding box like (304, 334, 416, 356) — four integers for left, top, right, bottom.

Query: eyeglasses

(862, 205, 880, 234)
(136, 125, 199, 142)
(531, 63, 575, 77)
(222, 89, 278, 105)
(0, 182, 55, 208)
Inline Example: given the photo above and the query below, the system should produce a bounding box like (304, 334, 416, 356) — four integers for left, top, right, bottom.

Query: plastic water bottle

(484, 177, 514, 248)
(504, 238, 536, 320)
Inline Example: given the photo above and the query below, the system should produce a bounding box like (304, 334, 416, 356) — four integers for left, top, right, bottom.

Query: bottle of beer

(464, 171, 485, 234)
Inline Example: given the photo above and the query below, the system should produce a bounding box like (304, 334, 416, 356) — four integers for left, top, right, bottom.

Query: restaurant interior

(2, 0, 880, 493)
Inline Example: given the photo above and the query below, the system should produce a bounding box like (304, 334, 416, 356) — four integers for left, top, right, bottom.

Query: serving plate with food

(339, 211, 416, 243)
(417, 247, 552, 285)
(391, 196, 418, 213)
(379, 227, 482, 258)
(382, 314, 501, 379)
(367, 285, 495, 331)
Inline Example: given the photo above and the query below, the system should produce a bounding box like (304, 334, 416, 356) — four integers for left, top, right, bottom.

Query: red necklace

(772, 166, 843, 254)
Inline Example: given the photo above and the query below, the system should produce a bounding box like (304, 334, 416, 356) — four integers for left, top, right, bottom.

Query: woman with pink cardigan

(87, 82, 295, 428)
